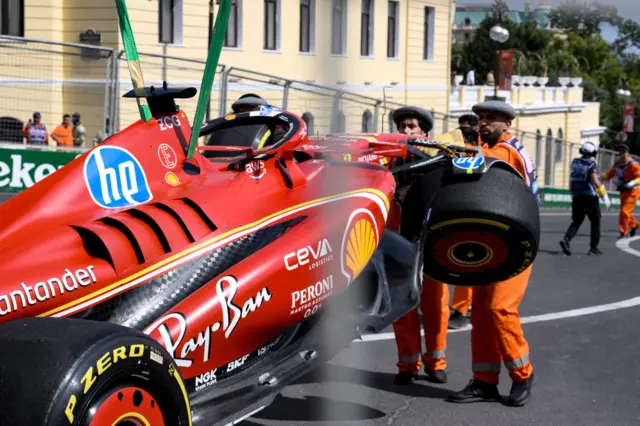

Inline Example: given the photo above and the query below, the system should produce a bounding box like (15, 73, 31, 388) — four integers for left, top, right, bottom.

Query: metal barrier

(0, 35, 115, 148)
(0, 38, 635, 191)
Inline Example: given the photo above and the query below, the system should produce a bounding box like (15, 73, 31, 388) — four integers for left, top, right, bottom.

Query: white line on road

(540, 212, 620, 217)
(357, 235, 640, 343)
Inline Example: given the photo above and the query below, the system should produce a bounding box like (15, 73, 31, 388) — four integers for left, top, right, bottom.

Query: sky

(458, 0, 639, 52)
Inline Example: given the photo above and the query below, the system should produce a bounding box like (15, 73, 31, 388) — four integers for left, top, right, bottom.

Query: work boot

(393, 370, 418, 385)
(447, 378, 501, 403)
(448, 310, 470, 330)
(588, 248, 603, 256)
(631, 226, 639, 237)
(559, 238, 571, 256)
(424, 368, 448, 384)
(618, 233, 628, 240)
(507, 373, 536, 407)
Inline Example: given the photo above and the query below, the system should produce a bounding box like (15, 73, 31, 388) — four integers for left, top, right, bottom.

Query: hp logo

(83, 146, 153, 209)
(452, 155, 485, 170)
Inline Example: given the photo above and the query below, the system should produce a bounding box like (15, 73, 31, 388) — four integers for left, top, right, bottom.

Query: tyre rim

(448, 241, 493, 267)
(88, 386, 165, 426)
(430, 229, 509, 273)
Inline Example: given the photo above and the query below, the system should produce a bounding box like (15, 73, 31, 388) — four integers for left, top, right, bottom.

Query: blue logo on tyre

(452, 155, 485, 170)
(259, 105, 282, 116)
(83, 146, 153, 209)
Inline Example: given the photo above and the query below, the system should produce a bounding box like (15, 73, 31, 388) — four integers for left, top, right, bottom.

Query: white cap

(581, 141, 597, 154)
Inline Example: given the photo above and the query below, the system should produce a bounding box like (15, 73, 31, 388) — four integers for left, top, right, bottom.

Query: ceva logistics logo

(452, 155, 485, 170)
(83, 146, 153, 209)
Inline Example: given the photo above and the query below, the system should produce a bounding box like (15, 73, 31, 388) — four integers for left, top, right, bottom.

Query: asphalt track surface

(2, 191, 639, 425)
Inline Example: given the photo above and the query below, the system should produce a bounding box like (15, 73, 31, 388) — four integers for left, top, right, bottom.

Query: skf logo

(341, 209, 379, 285)
(83, 146, 152, 209)
(227, 354, 250, 372)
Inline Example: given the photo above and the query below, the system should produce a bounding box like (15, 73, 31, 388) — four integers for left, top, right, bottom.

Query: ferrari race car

(0, 87, 540, 426)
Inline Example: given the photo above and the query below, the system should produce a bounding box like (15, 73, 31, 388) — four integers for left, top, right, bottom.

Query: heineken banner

(539, 187, 640, 211)
(0, 147, 82, 192)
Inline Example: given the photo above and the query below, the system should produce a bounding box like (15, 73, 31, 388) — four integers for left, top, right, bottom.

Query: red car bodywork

(0, 108, 411, 388)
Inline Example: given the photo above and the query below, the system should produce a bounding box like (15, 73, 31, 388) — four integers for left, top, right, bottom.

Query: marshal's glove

(596, 185, 612, 209)
(624, 178, 640, 190)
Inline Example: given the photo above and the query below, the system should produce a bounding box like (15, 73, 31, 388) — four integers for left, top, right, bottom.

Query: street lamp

(489, 24, 510, 100)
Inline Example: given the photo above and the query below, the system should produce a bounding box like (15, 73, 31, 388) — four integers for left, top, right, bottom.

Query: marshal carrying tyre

(0, 318, 192, 426)
(401, 162, 540, 286)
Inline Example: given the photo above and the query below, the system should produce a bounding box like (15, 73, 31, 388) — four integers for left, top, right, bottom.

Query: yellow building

(0, 0, 612, 190)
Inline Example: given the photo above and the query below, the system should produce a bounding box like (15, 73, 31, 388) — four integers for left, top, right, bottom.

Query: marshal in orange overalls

(602, 153, 640, 237)
(470, 132, 535, 385)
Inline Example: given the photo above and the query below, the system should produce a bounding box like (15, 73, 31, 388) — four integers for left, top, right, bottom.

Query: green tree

(547, 1, 620, 38)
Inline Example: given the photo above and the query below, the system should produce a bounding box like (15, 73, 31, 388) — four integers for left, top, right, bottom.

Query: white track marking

(356, 235, 640, 343)
(540, 212, 620, 216)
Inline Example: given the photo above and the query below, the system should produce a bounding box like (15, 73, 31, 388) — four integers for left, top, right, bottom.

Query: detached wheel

(0, 318, 191, 426)
(401, 163, 540, 286)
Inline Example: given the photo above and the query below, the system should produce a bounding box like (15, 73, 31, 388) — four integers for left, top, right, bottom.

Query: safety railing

(0, 37, 633, 191)
(0, 35, 116, 148)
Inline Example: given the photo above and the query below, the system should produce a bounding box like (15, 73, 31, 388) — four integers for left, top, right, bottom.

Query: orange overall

(390, 201, 449, 374)
(603, 161, 640, 235)
(466, 133, 535, 384)
(451, 286, 472, 316)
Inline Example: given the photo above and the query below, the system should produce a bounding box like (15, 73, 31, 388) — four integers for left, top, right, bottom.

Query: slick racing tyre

(401, 163, 540, 286)
(0, 318, 191, 426)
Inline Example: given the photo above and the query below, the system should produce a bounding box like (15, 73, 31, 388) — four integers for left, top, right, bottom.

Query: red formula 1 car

(0, 89, 540, 426)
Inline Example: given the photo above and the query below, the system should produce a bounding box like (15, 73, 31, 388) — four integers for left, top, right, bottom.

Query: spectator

(72, 112, 87, 147)
(23, 112, 48, 146)
(466, 69, 475, 86)
(93, 118, 111, 146)
(50, 114, 74, 147)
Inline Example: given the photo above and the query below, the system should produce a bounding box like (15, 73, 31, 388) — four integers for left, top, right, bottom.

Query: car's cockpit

(199, 107, 302, 159)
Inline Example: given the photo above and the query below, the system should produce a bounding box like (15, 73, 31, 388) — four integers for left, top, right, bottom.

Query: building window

(159, 0, 183, 45)
(300, 0, 316, 53)
(535, 129, 542, 169)
(423, 6, 435, 60)
(264, 0, 280, 51)
(1, 0, 23, 37)
(361, 0, 374, 57)
(544, 128, 553, 185)
(387, 1, 399, 58)
(555, 128, 564, 163)
(362, 110, 373, 132)
(302, 112, 315, 135)
(225, 0, 243, 48)
(332, 0, 347, 55)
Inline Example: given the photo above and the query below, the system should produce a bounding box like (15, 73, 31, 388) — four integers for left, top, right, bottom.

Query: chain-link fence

(0, 35, 115, 148)
(0, 38, 633, 191)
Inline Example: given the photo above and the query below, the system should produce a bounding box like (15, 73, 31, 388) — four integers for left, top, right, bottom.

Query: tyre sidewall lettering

(48, 337, 187, 426)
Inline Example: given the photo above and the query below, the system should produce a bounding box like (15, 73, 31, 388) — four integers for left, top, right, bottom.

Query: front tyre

(0, 318, 192, 426)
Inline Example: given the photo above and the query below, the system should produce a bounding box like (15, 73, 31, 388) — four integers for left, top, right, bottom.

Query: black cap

(458, 114, 478, 127)
(33, 112, 41, 119)
(472, 100, 517, 120)
(618, 144, 630, 154)
(231, 94, 268, 112)
(392, 106, 434, 133)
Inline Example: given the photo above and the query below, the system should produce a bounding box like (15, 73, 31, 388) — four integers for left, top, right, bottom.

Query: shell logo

(341, 208, 380, 285)
(165, 172, 180, 186)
